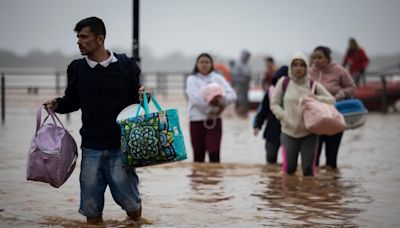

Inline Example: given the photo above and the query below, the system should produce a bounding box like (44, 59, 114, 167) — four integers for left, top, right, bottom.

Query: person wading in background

(186, 53, 236, 163)
(231, 50, 252, 118)
(270, 52, 335, 176)
(310, 46, 356, 170)
(342, 38, 369, 86)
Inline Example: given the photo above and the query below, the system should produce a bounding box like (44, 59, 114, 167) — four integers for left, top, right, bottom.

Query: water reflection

(252, 166, 372, 227)
(39, 216, 147, 228)
(187, 163, 234, 203)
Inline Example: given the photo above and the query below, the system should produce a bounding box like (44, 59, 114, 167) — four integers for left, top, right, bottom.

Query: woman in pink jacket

(309, 46, 356, 170)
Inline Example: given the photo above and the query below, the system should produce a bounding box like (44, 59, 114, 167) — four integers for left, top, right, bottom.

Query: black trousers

(264, 140, 280, 164)
(315, 132, 344, 169)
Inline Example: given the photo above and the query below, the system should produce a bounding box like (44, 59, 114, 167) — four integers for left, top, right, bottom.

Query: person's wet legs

(190, 121, 206, 162)
(206, 119, 222, 163)
(324, 132, 343, 169)
(79, 148, 107, 224)
(300, 134, 318, 176)
(315, 135, 325, 167)
(280, 133, 300, 175)
(107, 149, 142, 220)
(127, 205, 142, 221)
(265, 140, 280, 164)
(352, 72, 363, 87)
(86, 216, 103, 225)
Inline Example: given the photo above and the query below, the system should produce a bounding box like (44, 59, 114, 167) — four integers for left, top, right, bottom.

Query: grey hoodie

(270, 52, 335, 138)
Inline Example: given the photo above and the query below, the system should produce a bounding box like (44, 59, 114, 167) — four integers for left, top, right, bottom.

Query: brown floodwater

(0, 92, 399, 227)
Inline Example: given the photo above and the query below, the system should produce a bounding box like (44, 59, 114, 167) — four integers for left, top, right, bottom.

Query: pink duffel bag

(26, 106, 78, 188)
(301, 82, 346, 136)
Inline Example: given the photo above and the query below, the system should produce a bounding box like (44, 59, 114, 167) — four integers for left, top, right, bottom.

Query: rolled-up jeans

(79, 147, 141, 217)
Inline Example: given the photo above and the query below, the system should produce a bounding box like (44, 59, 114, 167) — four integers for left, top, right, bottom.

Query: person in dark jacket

(253, 66, 288, 164)
(44, 17, 143, 225)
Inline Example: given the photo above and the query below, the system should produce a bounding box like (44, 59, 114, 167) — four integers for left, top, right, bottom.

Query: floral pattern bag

(116, 92, 187, 167)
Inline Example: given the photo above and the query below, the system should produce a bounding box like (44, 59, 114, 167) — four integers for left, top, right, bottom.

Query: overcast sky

(1, 0, 400, 61)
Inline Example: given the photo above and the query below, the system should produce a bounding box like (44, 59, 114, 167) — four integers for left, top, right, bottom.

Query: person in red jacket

(342, 38, 369, 86)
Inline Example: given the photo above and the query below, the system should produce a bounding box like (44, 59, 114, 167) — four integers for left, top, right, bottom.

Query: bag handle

(311, 80, 317, 95)
(203, 118, 217, 130)
(135, 92, 163, 117)
(36, 106, 66, 136)
(299, 81, 318, 107)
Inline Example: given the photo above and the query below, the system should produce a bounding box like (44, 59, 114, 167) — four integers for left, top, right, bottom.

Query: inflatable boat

(248, 79, 400, 111)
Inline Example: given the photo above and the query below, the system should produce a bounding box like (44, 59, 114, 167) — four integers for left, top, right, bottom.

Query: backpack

(282, 76, 314, 94)
(280, 76, 314, 108)
(26, 107, 78, 188)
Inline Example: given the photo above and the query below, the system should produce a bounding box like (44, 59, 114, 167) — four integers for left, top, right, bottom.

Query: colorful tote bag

(116, 93, 187, 168)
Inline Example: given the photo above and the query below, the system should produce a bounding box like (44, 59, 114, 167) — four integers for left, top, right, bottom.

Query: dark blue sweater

(253, 91, 281, 143)
(252, 66, 288, 143)
(55, 54, 141, 149)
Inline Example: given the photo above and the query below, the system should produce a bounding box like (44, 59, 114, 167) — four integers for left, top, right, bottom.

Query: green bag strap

(143, 91, 150, 113)
(149, 94, 163, 112)
(135, 92, 163, 117)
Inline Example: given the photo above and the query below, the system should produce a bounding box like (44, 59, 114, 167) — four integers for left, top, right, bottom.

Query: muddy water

(0, 93, 399, 227)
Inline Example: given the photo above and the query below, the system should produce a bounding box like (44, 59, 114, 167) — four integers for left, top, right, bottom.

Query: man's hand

(138, 86, 151, 104)
(253, 128, 260, 137)
(43, 99, 58, 111)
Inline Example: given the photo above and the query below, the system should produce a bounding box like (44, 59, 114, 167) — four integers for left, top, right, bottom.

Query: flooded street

(1, 92, 400, 227)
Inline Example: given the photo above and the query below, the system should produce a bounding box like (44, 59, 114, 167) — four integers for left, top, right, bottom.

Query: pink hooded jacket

(309, 61, 356, 100)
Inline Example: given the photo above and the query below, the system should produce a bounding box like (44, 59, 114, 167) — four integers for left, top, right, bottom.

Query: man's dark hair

(74, 17, 106, 37)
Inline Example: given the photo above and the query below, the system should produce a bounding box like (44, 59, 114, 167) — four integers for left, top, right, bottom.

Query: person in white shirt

(185, 53, 237, 162)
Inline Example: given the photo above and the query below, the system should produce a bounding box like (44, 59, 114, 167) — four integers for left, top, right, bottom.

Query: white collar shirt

(85, 50, 118, 68)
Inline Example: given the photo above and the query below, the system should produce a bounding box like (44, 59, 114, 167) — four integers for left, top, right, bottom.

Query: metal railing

(1, 73, 4, 124)
(0, 70, 189, 124)
(1, 70, 399, 124)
